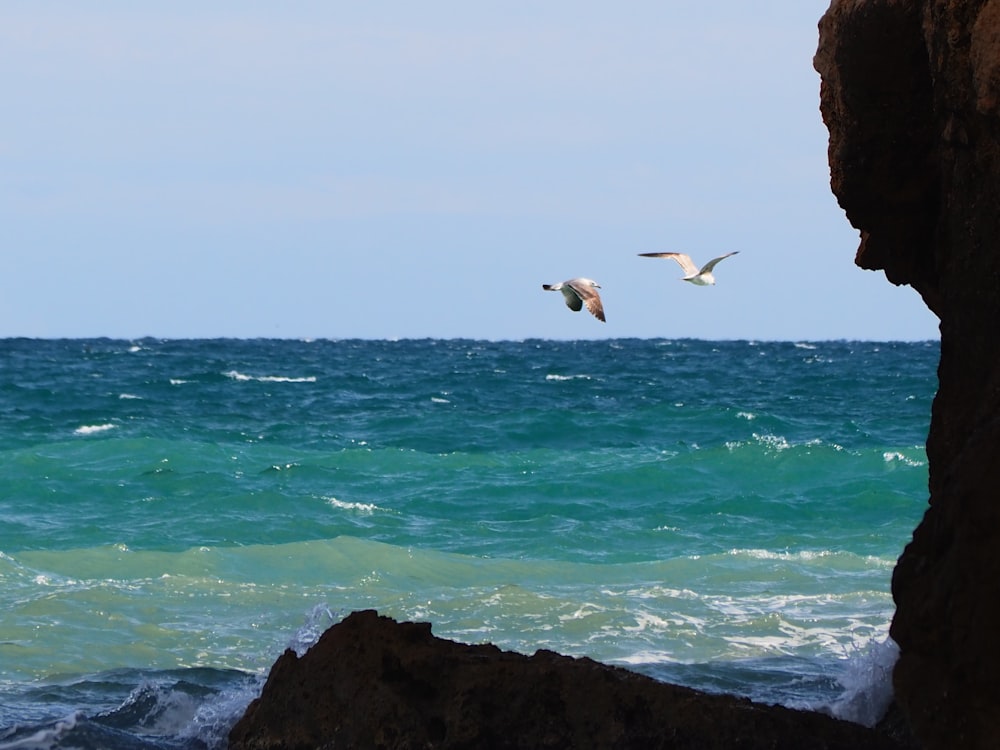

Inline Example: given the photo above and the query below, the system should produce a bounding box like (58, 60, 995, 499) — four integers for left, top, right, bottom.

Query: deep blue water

(0, 338, 937, 747)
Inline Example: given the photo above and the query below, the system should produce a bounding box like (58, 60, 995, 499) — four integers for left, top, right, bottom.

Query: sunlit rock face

(816, 1, 1000, 747)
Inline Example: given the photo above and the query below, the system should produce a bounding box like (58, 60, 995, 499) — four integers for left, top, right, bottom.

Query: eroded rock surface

(815, 1, 1000, 747)
(229, 610, 912, 750)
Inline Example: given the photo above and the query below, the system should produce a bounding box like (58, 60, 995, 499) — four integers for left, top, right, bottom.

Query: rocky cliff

(815, 1, 1000, 747)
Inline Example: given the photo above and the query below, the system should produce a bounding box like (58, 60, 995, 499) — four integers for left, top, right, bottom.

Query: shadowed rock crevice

(815, 0, 941, 312)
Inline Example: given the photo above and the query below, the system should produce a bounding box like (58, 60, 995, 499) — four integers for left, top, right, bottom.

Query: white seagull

(639, 251, 739, 286)
(542, 278, 606, 322)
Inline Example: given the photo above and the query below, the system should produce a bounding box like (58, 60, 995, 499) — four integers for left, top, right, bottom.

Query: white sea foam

(259, 375, 316, 383)
(223, 370, 254, 382)
(431, 396, 451, 404)
(883, 451, 925, 467)
(558, 603, 606, 622)
(622, 610, 676, 633)
(753, 433, 791, 451)
(725, 548, 895, 570)
(731, 548, 832, 562)
(223, 370, 317, 383)
(118, 393, 142, 400)
(0, 711, 80, 750)
(545, 373, 591, 381)
(73, 423, 116, 436)
(326, 497, 381, 514)
(90, 673, 267, 750)
(178, 674, 266, 750)
(287, 603, 338, 656)
(825, 637, 899, 727)
(616, 649, 678, 665)
(725, 434, 795, 452)
(122, 681, 202, 735)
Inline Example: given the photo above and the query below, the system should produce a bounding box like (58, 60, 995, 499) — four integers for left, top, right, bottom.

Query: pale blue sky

(1, 2, 940, 341)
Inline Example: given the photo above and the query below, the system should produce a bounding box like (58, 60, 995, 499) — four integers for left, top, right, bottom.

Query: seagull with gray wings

(542, 278, 606, 322)
(639, 251, 739, 286)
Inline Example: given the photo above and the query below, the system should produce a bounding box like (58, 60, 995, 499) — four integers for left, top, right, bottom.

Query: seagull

(542, 278, 606, 322)
(639, 251, 739, 286)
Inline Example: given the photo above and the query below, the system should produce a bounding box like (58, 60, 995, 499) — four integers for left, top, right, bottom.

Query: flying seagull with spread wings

(639, 251, 739, 286)
(542, 278, 606, 322)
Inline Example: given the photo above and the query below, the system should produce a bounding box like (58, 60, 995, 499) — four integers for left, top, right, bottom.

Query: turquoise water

(0, 338, 936, 747)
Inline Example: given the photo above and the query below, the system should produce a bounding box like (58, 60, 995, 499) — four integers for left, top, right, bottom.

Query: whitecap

(431, 396, 451, 404)
(0, 711, 81, 750)
(118, 682, 202, 736)
(257, 375, 316, 383)
(223, 370, 316, 383)
(615, 649, 678, 665)
(729, 548, 832, 562)
(326, 497, 381, 514)
(73, 423, 116, 436)
(753, 433, 791, 451)
(119, 393, 142, 400)
(622, 610, 675, 633)
(883, 451, 925, 467)
(557, 603, 606, 622)
(545, 374, 591, 381)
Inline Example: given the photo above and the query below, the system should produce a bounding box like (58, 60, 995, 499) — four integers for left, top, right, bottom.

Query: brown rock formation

(815, 0, 1000, 747)
(229, 609, 911, 750)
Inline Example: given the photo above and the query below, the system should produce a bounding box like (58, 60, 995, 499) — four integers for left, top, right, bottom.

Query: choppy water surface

(0, 338, 937, 747)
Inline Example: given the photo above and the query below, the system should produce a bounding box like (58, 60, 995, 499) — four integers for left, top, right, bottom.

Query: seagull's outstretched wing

(638, 252, 699, 277)
(566, 279, 606, 322)
(543, 279, 606, 322)
(699, 251, 740, 274)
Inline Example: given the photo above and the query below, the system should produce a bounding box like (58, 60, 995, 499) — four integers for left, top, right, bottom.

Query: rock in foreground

(229, 610, 911, 750)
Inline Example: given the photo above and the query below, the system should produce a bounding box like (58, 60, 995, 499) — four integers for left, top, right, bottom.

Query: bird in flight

(542, 278, 606, 322)
(639, 251, 739, 286)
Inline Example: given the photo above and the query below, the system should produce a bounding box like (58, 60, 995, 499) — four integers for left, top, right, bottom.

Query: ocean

(0, 337, 937, 748)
